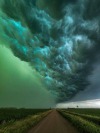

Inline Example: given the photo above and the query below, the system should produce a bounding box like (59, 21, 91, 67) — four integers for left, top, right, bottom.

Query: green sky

(0, 45, 55, 108)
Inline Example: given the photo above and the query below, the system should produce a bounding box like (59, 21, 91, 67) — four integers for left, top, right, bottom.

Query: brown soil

(28, 110, 79, 133)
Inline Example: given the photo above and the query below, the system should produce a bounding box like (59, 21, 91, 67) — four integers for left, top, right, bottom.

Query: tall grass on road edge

(59, 110, 100, 133)
(0, 110, 51, 133)
(62, 110, 100, 125)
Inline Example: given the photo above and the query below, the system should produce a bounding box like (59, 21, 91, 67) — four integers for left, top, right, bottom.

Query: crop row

(65, 108, 100, 117)
(0, 110, 51, 133)
(0, 108, 49, 124)
(62, 110, 100, 125)
(59, 111, 100, 133)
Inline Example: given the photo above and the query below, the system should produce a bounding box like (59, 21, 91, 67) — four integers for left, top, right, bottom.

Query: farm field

(59, 109, 100, 133)
(0, 108, 100, 133)
(0, 108, 50, 133)
(64, 108, 100, 117)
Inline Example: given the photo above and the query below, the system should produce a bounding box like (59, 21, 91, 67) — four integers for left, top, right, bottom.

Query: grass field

(0, 108, 50, 133)
(59, 108, 100, 133)
(0, 108, 100, 133)
(65, 108, 100, 117)
(0, 108, 49, 124)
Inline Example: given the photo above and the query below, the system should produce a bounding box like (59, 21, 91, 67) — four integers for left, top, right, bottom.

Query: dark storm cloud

(36, 0, 77, 19)
(0, 0, 100, 103)
(64, 62, 100, 102)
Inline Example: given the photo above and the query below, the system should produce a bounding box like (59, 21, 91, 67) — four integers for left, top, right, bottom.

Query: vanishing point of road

(28, 110, 79, 133)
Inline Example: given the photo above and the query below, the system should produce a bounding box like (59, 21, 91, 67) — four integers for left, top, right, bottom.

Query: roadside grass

(0, 111, 51, 133)
(59, 111, 100, 133)
(62, 110, 100, 125)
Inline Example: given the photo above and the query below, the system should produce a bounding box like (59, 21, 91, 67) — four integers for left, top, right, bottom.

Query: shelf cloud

(0, 0, 100, 107)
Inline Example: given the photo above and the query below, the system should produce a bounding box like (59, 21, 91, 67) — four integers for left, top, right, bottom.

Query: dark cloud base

(0, 0, 100, 103)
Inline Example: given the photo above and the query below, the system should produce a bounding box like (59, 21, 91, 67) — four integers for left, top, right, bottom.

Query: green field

(0, 108, 50, 133)
(59, 108, 100, 133)
(0, 108, 100, 133)
(65, 108, 100, 117)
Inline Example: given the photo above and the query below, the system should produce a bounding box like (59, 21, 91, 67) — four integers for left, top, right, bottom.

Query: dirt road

(28, 110, 79, 133)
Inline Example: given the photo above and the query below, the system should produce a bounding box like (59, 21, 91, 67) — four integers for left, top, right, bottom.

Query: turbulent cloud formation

(0, 0, 100, 103)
